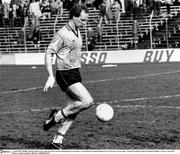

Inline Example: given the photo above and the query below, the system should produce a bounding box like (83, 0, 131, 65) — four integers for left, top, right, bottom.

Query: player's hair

(69, 4, 89, 19)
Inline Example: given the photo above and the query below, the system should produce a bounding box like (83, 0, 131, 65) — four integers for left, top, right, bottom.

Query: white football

(96, 103, 114, 122)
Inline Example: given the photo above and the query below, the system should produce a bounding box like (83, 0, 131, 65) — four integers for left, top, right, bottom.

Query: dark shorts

(56, 68, 82, 92)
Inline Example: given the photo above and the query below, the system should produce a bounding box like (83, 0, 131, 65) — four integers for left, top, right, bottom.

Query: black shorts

(56, 68, 82, 92)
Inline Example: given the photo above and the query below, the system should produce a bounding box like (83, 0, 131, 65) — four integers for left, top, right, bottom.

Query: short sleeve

(46, 33, 63, 54)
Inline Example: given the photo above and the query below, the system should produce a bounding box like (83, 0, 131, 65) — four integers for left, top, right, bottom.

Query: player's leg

(49, 82, 94, 125)
(43, 69, 94, 149)
(52, 82, 94, 136)
(51, 82, 94, 124)
(51, 95, 77, 148)
(44, 97, 77, 149)
(51, 83, 94, 148)
(62, 82, 94, 116)
(51, 115, 77, 149)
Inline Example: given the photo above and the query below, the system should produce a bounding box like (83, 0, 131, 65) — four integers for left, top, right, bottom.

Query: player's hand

(43, 76, 55, 93)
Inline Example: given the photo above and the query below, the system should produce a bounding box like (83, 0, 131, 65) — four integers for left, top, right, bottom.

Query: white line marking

(0, 106, 62, 115)
(1, 95, 180, 115)
(1, 104, 180, 115)
(102, 64, 117, 67)
(0, 86, 43, 94)
(115, 105, 180, 110)
(122, 94, 180, 102)
(1, 70, 180, 95)
(86, 70, 180, 83)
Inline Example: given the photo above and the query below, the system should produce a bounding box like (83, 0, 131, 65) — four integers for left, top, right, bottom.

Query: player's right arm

(43, 33, 63, 93)
(43, 52, 55, 93)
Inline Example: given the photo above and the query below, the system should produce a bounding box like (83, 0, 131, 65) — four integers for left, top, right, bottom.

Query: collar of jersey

(66, 23, 79, 38)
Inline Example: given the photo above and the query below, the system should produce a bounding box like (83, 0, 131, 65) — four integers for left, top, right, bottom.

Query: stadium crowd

(0, 0, 179, 49)
(0, 0, 179, 28)
(0, 0, 178, 28)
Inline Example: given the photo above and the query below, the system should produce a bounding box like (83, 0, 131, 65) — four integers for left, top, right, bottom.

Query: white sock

(53, 134, 64, 144)
(55, 110, 66, 123)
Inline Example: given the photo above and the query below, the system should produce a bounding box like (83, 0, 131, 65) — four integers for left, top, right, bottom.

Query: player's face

(74, 10, 88, 28)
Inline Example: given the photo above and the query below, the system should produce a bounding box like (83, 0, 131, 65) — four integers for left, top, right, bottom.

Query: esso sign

(81, 52, 107, 64)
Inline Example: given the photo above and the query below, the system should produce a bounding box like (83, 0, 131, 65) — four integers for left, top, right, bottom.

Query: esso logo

(81, 52, 107, 64)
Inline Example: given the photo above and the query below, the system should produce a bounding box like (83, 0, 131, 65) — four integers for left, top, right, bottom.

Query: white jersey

(46, 24, 83, 70)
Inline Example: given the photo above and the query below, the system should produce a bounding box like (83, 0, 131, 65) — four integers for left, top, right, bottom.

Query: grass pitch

(1, 63, 180, 149)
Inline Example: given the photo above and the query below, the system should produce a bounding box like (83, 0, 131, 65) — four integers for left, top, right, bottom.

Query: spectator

(29, 0, 42, 19)
(17, 0, 29, 27)
(17, 27, 25, 45)
(16, 27, 31, 46)
(87, 27, 97, 51)
(2, 0, 11, 19)
(125, 1, 133, 18)
(64, 0, 75, 10)
(119, 0, 125, 13)
(57, 0, 63, 15)
(106, 0, 113, 20)
(22, 0, 29, 18)
(112, 0, 122, 23)
(16, 3, 24, 26)
(93, 0, 103, 9)
(146, 0, 153, 14)
(154, 0, 161, 16)
(41, 0, 51, 19)
(132, 19, 140, 49)
(12, 2, 17, 18)
(132, 0, 138, 19)
(96, 23, 103, 42)
(0, 2, 4, 27)
(29, 0, 42, 38)
(139, 3, 146, 19)
(9, 4, 13, 26)
(11, 2, 22, 26)
(32, 26, 42, 47)
(29, 16, 37, 39)
(98, 0, 108, 25)
(165, 0, 173, 15)
(50, 0, 63, 15)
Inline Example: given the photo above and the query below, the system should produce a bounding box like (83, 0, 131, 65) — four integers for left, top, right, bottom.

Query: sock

(53, 132, 64, 144)
(55, 109, 67, 123)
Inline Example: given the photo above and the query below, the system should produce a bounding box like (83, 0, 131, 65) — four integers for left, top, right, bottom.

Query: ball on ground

(96, 103, 114, 122)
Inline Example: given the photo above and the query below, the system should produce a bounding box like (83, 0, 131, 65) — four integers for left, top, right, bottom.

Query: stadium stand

(137, 5, 180, 49)
(0, 5, 180, 53)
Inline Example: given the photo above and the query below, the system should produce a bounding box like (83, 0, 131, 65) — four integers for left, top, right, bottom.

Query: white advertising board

(1, 48, 180, 65)
(81, 49, 180, 64)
